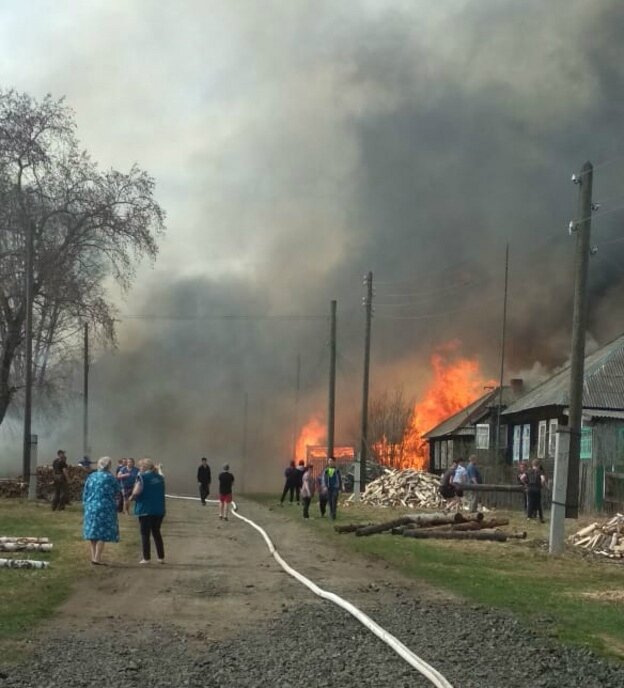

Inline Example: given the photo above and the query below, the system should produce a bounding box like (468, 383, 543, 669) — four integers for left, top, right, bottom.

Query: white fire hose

(166, 495, 453, 688)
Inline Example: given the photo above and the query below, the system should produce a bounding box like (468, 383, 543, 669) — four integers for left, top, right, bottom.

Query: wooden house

(502, 333, 624, 512)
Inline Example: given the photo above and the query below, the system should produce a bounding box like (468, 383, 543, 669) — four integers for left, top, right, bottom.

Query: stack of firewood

(569, 514, 624, 559)
(349, 468, 448, 510)
(0, 479, 27, 498)
(335, 511, 525, 542)
(35, 465, 88, 502)
(0, 466, 88, 502)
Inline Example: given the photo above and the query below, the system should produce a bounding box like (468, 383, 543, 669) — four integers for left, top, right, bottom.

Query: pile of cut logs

(569, 514, 624, 559)
(353, 468, 448, 509)
(335, 511, 525, 543)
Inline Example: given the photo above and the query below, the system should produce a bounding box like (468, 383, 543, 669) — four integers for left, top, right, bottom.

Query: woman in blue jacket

(129, 458, 166, 564)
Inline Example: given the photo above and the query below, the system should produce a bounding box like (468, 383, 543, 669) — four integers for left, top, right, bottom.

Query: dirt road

(55, 497, 440, 638)
(3, 498, 624, 688)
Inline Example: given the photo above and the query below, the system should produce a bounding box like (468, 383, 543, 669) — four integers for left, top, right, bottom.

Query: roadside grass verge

(0, 499, 137, 662)
(249, 494, 624, 659)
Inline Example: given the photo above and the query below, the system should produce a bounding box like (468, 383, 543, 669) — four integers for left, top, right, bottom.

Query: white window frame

(475, 424, 490, 450)
(522, 424, 531, 460)
(548, 419, 558, 458)
(513, 426, 521, 462)
(537, 420, 547, 459)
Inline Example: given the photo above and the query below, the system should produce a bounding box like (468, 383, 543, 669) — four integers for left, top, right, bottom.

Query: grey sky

(1, 1, 623, 484)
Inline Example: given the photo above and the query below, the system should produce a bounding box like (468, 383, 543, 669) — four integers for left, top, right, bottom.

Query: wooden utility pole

(359, 271, 373, 490)
(565, 161, 593, 519)
(83, 323, 89, 457)
(494, 244, 510, 457)
(241, 392, 248, 493)
(291, 354, 301, 461)
(22, 221, 34, 484)
(327, 300, 337, 462)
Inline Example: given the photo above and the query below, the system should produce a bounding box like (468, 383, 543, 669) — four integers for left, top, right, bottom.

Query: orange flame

(294, 417, 326, 462)
(374, 342, 494, 470)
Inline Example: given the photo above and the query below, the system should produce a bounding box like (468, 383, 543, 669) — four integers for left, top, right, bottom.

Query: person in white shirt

(451, 458, 468, 509)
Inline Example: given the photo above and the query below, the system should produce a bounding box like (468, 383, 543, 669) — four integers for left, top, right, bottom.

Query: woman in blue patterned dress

(82, 456, 121, 565)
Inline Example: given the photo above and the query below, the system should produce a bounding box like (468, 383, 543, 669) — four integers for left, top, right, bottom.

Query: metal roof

(503, 333, 624, 415)
(569, 409, 624, 421)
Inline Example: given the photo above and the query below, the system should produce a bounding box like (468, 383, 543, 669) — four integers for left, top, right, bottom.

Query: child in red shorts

(218, 464, 235, 521)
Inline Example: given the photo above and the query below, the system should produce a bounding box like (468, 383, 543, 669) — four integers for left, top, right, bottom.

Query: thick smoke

(1, 1, 624, 488)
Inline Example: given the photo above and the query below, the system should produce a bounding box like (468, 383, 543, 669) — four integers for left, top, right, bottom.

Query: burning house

(423, 379, 525, 476)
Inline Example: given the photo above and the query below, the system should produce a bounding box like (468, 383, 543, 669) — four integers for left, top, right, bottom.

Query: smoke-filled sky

(1, 1, 624, 488)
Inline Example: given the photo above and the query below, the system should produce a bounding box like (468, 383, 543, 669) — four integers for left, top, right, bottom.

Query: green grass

(0, 499, 137, 661)
(250, 494, 624, 659)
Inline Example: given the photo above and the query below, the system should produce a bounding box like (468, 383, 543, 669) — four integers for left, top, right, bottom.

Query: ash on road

(2, 499, 623, 688)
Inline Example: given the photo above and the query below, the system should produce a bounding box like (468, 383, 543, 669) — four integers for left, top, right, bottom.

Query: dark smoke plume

(2, 1, 624, 490)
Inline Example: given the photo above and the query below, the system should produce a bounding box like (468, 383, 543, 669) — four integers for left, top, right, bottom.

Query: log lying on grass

(354, 511, 483, 537)
(0, 536, 50, 544)
(0, 542, 53, 552)
(402, 528, 510, 542)
(451, 518, 510, 531)
(403, 528, 526, 542)
(0, 558, 49, 569)
(334, 523, 374, 534)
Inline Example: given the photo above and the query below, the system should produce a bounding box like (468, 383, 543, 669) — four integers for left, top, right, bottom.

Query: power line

(120, 313, 328, 321)
(374, 294, 501, 321)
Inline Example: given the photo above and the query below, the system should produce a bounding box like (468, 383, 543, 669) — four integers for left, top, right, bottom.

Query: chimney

(510, 378, 524, 396)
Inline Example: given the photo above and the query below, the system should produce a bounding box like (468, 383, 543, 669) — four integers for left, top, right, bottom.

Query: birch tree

(0, 90, 165, 426)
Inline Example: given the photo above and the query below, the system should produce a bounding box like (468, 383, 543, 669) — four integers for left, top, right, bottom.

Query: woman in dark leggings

(129, 458, 166, 564)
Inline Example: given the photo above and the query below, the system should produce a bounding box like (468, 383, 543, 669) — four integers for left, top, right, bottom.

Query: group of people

(82, 456, 166, 565)
(279, 457, 343, 521)
(438, 455, 483, 511)
(438, 454, 547, 521)
(195, 457, 236, 520)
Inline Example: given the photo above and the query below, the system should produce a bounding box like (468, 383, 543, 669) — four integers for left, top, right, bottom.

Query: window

(537, 420, 547, 459)
(548, 419, 558, 458)
(434, 442, 440, 470)
(441, 441, 447, 469)
(522, 424, 531, 460)
(475, 424, 490, 450)
(448, 439, 454, 462)
(499, 425, 508, 449)
(513, 426, 521, 462)
(580, 427, 593, 461)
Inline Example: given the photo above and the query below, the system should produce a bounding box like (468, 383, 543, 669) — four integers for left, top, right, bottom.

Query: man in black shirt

(218, 464, 235, 521)
(197, 457, 211, 506)
(51, 450, 69, 511)
(526, 459, 546, 523)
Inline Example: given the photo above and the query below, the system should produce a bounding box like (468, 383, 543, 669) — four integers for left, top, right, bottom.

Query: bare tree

(0, 90, 165, 427)
(367, 387, 414, 469)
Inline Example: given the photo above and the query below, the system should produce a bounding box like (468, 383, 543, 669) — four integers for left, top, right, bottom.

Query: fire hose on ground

(166, 495, 453, 688)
